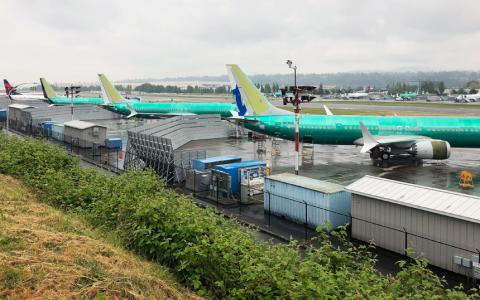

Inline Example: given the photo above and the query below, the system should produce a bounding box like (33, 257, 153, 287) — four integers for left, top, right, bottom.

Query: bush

(0, 133, 476, 299)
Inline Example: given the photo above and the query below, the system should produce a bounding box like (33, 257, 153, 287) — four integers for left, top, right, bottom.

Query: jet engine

(409, 140, 451, 159)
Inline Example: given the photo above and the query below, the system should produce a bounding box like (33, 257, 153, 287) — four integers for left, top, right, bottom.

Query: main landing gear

(370, 147, 391, 160)
(370, 147, 391, 168)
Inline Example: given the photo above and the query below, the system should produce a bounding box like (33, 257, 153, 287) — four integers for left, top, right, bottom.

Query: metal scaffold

(124, 114, 233, 183)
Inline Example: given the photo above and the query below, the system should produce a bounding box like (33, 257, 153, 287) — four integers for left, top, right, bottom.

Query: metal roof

(64, 120, 106, 130)
(346, 175, 480, 224)
(268, 173, 345, 194)
(9, 104, 34, 109)
(195, 155, 241, 164)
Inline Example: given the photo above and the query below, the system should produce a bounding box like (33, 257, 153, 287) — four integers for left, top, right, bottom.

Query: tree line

(46, 79, 480, 96)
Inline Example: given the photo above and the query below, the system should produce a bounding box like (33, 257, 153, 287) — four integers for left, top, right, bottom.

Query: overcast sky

(1, 0, 479, 83)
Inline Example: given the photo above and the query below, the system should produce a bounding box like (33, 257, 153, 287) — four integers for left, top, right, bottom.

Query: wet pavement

(181, 137, 480, 196)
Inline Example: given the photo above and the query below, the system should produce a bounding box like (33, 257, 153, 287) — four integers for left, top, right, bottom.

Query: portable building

(213, 160, 266, 194)
(346, 175, 480, 278)
(192, 155, 242, 171)
(264, 173, 351, 229)
(64, 120, 107, 148)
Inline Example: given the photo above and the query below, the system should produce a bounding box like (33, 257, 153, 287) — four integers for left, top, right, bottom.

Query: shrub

(0, 133, 476, 299)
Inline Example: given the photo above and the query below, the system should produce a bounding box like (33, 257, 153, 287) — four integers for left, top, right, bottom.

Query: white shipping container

(264, 173, 351, 230)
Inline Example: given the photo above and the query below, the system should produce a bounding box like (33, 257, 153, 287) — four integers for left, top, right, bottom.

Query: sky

(1, 0, 479, 83)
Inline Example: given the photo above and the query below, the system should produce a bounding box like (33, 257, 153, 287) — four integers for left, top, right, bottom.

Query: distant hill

(121, 71, 480, 88)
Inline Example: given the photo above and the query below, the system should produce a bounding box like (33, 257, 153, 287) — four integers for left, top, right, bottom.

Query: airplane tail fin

(98, 74, 125, 105)
(226, 64, 290, 116)
(3, 79, 13, 95)
(40, 78, 58, 99)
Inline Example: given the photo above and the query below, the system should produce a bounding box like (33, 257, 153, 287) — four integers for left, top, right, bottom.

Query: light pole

(65, 86, 81, 121)
(286, 60, 300, 175)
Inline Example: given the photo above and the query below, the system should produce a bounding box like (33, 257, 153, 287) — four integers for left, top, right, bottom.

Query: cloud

(0, 0, 479, 83)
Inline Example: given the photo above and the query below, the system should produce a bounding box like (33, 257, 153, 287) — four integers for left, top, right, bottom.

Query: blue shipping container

(51, 123, 64, 141)
(42, 121, 55, 137)
(264, 173, 351, 230)
(192, 155, 242, 171)
(213, 160, 266, 194)
(0, 109, 6, 122)
(105, 138, 122, 149)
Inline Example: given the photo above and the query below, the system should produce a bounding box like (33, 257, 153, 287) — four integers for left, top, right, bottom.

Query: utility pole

(286, 60, 300, 175)
(65, 85, 81, 121)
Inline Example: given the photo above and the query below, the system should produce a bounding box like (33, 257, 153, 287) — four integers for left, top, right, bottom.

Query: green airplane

(227, 64, 480, 161)
(40, 78, 104, 105)
(98, 74, 237, 118)
(398, 92, 417, 100)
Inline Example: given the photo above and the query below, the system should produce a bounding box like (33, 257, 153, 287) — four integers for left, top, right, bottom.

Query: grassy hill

(0, 175, 199, 299)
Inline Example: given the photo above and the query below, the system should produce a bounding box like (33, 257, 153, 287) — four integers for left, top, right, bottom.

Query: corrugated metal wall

(264, 178, 351, 229)
(352, 194, 480, 276)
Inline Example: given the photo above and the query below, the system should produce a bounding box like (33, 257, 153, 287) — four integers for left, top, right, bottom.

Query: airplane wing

(354, 122, 430, 153)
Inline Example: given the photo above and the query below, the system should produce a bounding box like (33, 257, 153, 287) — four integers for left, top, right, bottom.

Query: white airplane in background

(457, 91, 480, 103)
(346, 91, 369, 99)
(3, 79, 45, 101)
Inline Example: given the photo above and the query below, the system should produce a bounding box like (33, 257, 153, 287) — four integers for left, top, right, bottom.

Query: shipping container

(105, 138, 122, 149)
(51, 123, 65, 141)
(42, 121, 55, 137)
(264, 173, 351, 230)
(213, 160, 266, 194)
(0, 109, 7, 122)
(346, 176, 480, 278)
(192, 155, 242, 171)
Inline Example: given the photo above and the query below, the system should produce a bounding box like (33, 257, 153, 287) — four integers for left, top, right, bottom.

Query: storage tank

(264, 173, 351, 230)
(213, 160, 266, 194)
(192, 155, 242, 171)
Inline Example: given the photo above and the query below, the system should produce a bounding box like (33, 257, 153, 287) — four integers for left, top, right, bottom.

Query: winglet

(323, 104, 333, 116)
(359, 122, 378, 153)
(125, 102, 138, 119)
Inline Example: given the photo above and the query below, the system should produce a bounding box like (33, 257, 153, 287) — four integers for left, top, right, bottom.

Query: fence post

(403, 227, 408, 257)
(268, 192, 271, 227)
(305, 202, 308, 241)
(349, 213, 353, 240)
(216, 176, 219, 207)
(193, 170, 196, 197)
(116, 150, 119, 170)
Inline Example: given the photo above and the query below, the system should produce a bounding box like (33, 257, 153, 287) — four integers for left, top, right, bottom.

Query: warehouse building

(346, 176, 480, 278)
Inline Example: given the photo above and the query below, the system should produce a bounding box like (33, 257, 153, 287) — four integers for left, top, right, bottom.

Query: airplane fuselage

(106, 102, 237, 118)
(48, 96, 104, 105)
(244, 115, 480, 148)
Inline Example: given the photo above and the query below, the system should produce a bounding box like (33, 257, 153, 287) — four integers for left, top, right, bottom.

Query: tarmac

(181, 137, 480, 196)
